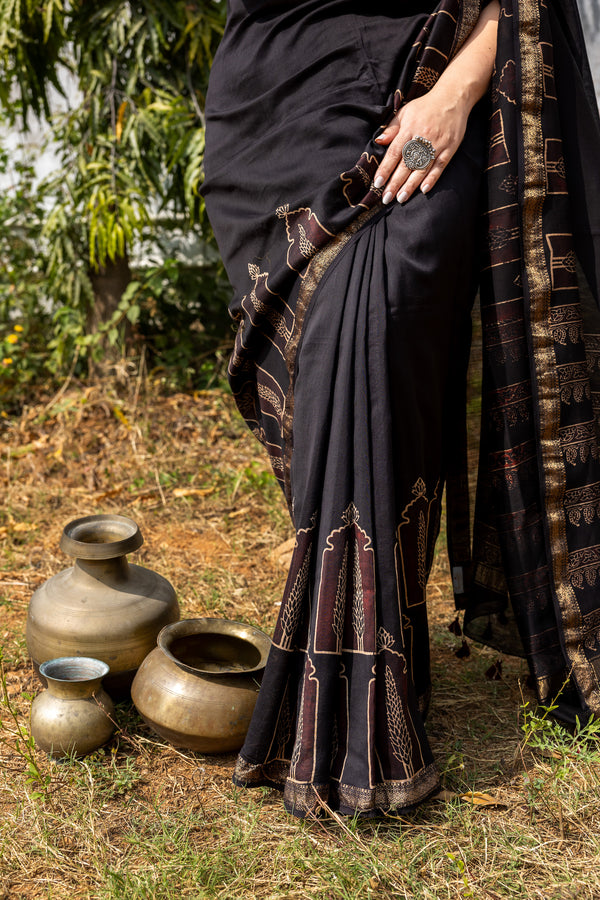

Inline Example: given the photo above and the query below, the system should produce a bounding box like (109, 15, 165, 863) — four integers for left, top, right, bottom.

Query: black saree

(202, 0, 600, 816)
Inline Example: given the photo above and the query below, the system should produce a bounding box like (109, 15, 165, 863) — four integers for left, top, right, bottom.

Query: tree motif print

(331, 542, 348, 652)
(377, 627, 395, 653)
(384, 664, 414, 777)
(396, 477, 440, 608)
(352, 536, 365, 652)
(417, 510, 427, 591)
(275, 690, 292, 760)
(297, 223, 318, 260)
(279, 544, 312, 649)
(290, 684, 305, 779)
(340, 151, 379, 208)
(314, 502, 376, 653)
(275, 204, 334, 277)
(244, 263, 293, 346)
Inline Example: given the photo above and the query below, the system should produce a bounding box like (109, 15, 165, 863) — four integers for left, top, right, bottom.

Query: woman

(202, 0, 600, 818)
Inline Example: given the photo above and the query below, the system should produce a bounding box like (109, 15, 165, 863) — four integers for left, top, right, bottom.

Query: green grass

(2, 385, 600, 899)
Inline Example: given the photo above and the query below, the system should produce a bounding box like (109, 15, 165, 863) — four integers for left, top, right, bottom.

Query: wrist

(429, 78, 480, 117)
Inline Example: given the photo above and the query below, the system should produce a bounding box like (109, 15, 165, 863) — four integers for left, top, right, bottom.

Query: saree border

(519, 0, 600, 703)
(452, 0, 484, 56)
(234, 753, 440, 818)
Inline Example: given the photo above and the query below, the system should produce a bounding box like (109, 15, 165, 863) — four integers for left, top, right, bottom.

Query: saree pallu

(202, 0, 600, 816)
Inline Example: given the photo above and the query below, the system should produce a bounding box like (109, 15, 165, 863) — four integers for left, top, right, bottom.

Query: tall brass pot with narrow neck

(26, 514, 180, 697)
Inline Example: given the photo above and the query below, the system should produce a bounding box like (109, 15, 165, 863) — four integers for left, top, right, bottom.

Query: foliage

(0, 1, 231, 400)
(0, 144, 53, 403)
(0, 648, 51, 801)
(37, 1, 225, 269)
(128, 252, 233, 389)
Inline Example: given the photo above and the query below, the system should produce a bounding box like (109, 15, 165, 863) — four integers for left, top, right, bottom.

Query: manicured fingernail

(374, 176, 385, 190)
(421, 183, 431, 194)
(397, 191, 408, 204)
(382, 191, 393, 205)
(374, 135, 385, 143)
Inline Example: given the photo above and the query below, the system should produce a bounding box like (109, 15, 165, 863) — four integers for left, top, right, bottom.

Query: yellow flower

(2, 357, 13, 366)
(6, 333, 18, 344)
(13, 324, 23, 332)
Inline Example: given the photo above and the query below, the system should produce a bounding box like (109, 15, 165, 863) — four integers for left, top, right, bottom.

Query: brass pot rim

(39, 656, 110, 683)
(157, 617, 271, 677)
(60, 514, 143, 560)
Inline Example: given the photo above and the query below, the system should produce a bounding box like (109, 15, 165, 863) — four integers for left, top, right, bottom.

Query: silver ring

(401, 135, 436, 171)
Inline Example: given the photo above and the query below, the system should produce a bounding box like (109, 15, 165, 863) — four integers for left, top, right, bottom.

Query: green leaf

(125, 303, 140, 324)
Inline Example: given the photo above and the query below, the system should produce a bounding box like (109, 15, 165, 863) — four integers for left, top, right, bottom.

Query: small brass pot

(27, 514, 180, 697)
(30, 657, 115, 758)
(131, 618, 271, 753)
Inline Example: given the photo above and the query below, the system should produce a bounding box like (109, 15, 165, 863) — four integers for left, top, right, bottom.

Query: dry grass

(1, 381, 600, 899)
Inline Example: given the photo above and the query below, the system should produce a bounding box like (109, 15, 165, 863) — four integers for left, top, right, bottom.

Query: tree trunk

(88, 253, 133, 372)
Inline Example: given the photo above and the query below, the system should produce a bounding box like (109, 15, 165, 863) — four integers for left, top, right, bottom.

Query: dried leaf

(227, 507, 250, 519)
(93, 486, 125, 502)
(116, 100, 128, 141)
(274, 537, 297, 556)
(0, 522, 38, 539)
(172, 487, 214, 498)
(271, 536, 296, 569)
(460, 791, 506, 807)
(112, 406, 130, 428)
(432, 789, 507, 808)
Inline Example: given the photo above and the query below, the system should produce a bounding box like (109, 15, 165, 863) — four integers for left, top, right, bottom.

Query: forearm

(373, 1, 500, 203)
(430, 1, 500, 112)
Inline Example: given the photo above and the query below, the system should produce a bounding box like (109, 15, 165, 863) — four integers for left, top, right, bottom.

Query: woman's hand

(373, 87, 471, 204)
(373, 0, 500, 205)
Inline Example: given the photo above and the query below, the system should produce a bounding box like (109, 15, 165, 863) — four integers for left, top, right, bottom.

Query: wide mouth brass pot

(158, 618, 271, 676)
(131, 617, 272, 753)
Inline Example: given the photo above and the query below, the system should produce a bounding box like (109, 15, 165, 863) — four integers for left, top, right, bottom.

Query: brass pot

(131, 618, 271, 753)
(30, 657, 115, 758)
(26, 514, 180, 697)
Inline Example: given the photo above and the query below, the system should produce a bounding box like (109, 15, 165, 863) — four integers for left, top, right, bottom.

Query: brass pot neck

(45, 676, 104, 700)
(74, 556, 130, 583)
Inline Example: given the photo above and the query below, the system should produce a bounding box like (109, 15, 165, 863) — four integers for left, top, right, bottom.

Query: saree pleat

(203, 0, 600, 815)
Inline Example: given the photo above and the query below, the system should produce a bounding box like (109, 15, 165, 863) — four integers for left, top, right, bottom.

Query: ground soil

(0, 381, 541, 899)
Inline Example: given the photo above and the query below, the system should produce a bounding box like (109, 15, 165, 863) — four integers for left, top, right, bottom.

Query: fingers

(419, 159, 446, 195)
(371, 95, 467, 204)
(374, 116, 401, 147)
(375, 137, 450, 205)
(373, 131, 407, 191)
